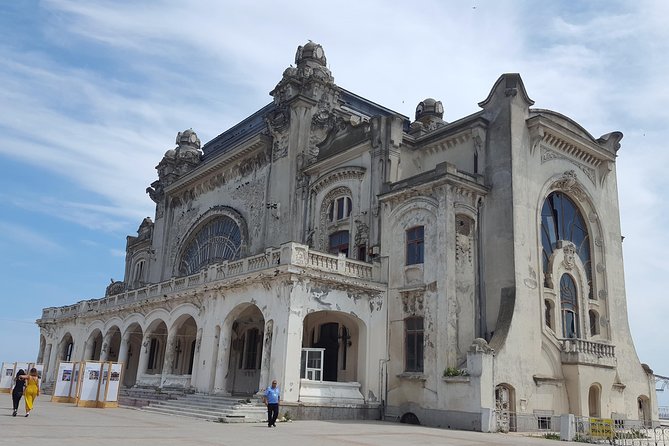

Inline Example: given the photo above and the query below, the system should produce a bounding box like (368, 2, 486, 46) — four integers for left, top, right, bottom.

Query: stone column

(99, 332, 113, 362)
(160, 331, 177, 388)
(43, 343, 54, 381)
(257, 320, 274, 396)
(214, 322, 232, 394)
(190, 328, 202, 387)
(135, 335, 152, 380)
(278, 307, 304, 403)
(117, 333, 130, 366)
(83, 340, 95, 362)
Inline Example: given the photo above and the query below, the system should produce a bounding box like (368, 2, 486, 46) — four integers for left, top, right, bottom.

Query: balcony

(559, 338, 616, 368)
(39, 242, 383, 322)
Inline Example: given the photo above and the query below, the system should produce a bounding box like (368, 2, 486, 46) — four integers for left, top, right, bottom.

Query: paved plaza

(0, 399, 593, 446)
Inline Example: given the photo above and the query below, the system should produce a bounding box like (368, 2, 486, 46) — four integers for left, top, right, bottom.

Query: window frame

(404, 316, 424, 373)
(406, 226, 425, 265)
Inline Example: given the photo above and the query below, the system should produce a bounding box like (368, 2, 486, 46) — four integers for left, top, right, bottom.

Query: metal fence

(574, 417, 669, 445)
(495, 411, 669, 445)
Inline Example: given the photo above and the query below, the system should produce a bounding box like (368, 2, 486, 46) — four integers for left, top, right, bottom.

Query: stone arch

(84, 328, 103, 361)
(316, 185, 354, 253)
(59, 332, 75, 361)
(122, 312, 147, 335)
(389, 197, 438, 287)
(302, 310, 365, 384)
(144, 318, 168, 375)
(175, 205, 249, 276)
(223, 303, 265, 395)
(537, 171, 609, 340)
(167, 312, 199, 376)
(588, 383, 601, 417)
(495, 383, 517, 433)
(638, 395, 651, 427)
(121, 321, 144, 387)
(104, 324, 123, 362)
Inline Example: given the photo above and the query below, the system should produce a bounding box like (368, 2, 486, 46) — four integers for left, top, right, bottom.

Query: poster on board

(102, 362, 123, 405)
(77, 362, 102, 407)
(0, 362, 14, 392)
(52, 362, 76, 402)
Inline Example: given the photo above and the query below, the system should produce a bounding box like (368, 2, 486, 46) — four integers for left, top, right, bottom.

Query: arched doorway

(227, 306, 264, 395)
(106, 326, 122, 362)
(638, 395, 651, 427)
(85, 330, 103, 360)
(170, 316, 198, 376)
(588, 384, 601, 417)
(495, 383, 516, 432)
(145, 320, 167, 375)
(60, 333, 74, 361)
(302, 311, 362, 383)
(122, 323, 143, 387)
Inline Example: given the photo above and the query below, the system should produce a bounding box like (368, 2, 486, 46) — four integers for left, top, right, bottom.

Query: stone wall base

(280, 402, 381, 421)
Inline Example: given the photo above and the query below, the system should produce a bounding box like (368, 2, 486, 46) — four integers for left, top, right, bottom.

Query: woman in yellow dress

(19, 368, 40, 417)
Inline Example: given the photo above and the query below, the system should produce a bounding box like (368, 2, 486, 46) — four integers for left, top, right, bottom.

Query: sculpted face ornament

(561, 241, 577, 270)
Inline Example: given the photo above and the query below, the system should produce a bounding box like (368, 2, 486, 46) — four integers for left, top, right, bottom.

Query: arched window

(328, 196, 352, 222)
(541, 192, 592, 296)
(132, 260, 145, 288)
(588, 385, 601, 417)
(179, 216, 242, 276)
(560, 274, 579, 338)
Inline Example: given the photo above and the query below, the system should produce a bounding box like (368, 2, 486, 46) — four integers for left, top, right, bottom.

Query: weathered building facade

(37, 42, 657, 430)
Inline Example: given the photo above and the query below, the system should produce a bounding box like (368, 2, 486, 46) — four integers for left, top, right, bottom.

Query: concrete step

(141, 404, 265, 423)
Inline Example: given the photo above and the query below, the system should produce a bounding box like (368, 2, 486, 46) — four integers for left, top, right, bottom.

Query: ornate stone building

(37, 41, 657, 430)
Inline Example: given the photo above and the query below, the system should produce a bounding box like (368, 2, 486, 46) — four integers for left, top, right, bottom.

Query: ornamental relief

(541, 146, 596, 185)
(231, 177, 266, 240)
(401, 290, 425, 315)
(551, 170, 587, 201)
(318, 186, 352, 250)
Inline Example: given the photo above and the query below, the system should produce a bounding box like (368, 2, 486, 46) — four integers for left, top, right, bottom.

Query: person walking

(20, 368, 40, 417)
(11, 369, 26, 417)
(263, 379, 280, 427)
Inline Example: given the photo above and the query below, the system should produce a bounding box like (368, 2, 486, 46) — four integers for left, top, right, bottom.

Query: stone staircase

(138, 393, 267, 423)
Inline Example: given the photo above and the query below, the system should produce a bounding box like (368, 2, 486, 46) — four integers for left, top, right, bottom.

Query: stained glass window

(179, 216, 242, 275)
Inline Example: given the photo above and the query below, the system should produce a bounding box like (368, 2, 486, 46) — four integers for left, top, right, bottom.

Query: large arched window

(179, 216, 242, 275)
(541, 192, 592, 295)
(560, 274, 579, 338)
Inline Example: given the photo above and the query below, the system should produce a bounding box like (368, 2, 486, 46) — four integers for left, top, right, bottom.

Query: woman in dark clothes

(12, 369, 25, 417)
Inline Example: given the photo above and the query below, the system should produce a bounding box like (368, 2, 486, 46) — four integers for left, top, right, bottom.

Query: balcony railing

(559, 338, 616, 368)
(39, 242, 379, 322)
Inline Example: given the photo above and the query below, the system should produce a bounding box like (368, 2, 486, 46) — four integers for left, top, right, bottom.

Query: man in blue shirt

(263, 379, 280, 427)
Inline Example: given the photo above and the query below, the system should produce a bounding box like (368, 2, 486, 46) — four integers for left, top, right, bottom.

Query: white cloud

(0, 221, 63, 252)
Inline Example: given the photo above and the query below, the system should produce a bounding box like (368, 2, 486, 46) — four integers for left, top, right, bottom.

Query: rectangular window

(406, 226, 424, 265)
(329, 230, 349, 256)
(405, 317, 424, 372)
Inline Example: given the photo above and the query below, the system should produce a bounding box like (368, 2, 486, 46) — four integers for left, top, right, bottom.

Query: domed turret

(295, 41, 327, 68)
(415, 98, 444, 121)
(176, 129, 201, 151)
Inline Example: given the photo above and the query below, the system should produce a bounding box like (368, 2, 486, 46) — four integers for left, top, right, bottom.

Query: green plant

(542, 433, 560, 440)
(282, 411, 293, 421)
(443, 367, 468, 377)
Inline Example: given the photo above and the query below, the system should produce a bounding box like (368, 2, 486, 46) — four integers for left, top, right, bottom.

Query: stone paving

(1, 399, 588, 446)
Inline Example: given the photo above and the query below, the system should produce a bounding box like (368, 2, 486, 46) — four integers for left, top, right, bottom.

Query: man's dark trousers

(267, 403, 279, 426)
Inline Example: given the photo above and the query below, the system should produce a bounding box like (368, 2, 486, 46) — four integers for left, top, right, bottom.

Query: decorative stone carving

(542, 149, 596, 184)
(105, 279, 126, 297)
(231, 177, 266, 240)
(469, 338, 494, 354)
(401, 289, 424, 315)
(553, 170, 587, 201)
(354, 219, 369, 252)
(558, 240, 577, 270)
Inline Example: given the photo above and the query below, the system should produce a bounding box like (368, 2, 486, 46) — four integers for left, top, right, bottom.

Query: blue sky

(1, 0, 668, 401)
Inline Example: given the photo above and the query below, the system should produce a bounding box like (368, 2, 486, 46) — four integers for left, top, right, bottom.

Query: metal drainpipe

(477, 197, 488, 340)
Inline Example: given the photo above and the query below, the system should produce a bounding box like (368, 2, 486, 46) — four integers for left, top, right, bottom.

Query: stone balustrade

(39, 242, 378, 322)
(559, 338, 616, 367)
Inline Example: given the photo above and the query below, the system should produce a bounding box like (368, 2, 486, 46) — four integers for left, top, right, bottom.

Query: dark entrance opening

(315, 322, 339, 382)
